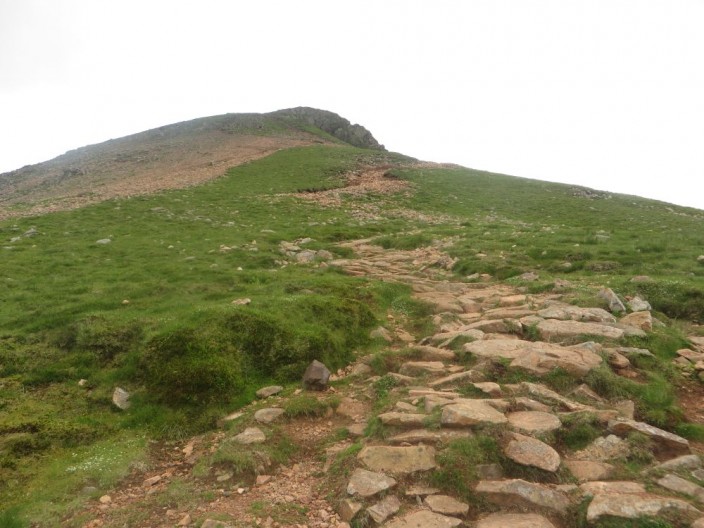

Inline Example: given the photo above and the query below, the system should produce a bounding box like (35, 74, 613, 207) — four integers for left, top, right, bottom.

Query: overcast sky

(1, 0, 703, 209)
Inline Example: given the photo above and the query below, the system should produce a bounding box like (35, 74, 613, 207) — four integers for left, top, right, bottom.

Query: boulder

(441, 401, 507, 427)
(302, 360, 331, 391)
(346, 468, 397, 497)
(504, 433, 561, 472)
(475, 479, 570, 513)
(476, 513, 556, 528)
(357, 445, 436, 474)
(628, 296, 652, 312)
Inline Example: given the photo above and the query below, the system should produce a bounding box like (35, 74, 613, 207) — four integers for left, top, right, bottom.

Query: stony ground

(68, 238, 704, 528)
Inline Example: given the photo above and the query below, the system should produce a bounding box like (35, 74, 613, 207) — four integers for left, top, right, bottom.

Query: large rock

(507, 411, 561, 435)
(463, 339, 602, 376)
(608, 419, 690, 457)
(366, 495, 400, 524)
(649, 454, 702, 473)
(587, 492, 700, 522)
(441, 401, 507, 427)
(537, 319, 624, 341)
(233, 427, 266, 445)
(424, 494, 469, 516)
(504, 433, 561, 472)
(346, 468, 397, 497)
(383, 510, 462, 528)
(302, 360, 331, 391)
(357, 445, 436, 474)
(476, 513, 556, 528)
(537, 305, 616, 323)
(475, 479, 570, 513)
(657, 473, 704, 501)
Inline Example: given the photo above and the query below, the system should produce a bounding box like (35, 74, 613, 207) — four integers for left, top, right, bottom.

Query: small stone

(628, 296, 652, 312)
(620, 311, 653, 332)
(177, 514, 192, 526)
(338, 499, 362, 522)
(370, 326, 393, 342)
(346, 468, 397, 498)
(425, 494, 469, 516)
(367, 495, 401, 523)
(254, 408, 285, 424)
(99, 495, 111, 504)
(405, 485, 440, 497)
(234, 427, 266, 444)
(564, 460, 615, 482)
(598, 287, 626, 313)
(96, 238, 111, 245)
(504, 433, 561, 472)
(201, 520, 231, 528)
(231, 298, 251, 305)
(112, 387, 130, 410)
(476, 463, 504, 479)
(256, 475, 272, 486)
(256, 385, 283, 398)
(143, 475, 162, 486)
(473, 382, 502, 397)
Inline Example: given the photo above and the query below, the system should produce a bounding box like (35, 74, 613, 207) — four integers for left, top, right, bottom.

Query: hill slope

(2, 109, 704, 528)
(0, 107, 383, 220)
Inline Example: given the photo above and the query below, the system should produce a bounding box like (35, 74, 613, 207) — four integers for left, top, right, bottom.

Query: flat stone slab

(399, 361, 446, 376)
(504, 432, 561, 472)
(254, 408, 285, 424)
(233, 427, 266, 445)
(649, 454, 702, 473)
(476, 513, 557, 528)
(346, 468, 397, 498)
(378, 412, 427, 427)
(429, 370, 483, 388)
(507, 411, 561, 435)
(537, 305, 616, 323)
(383, 510, 462, 528)
(537, 319, 624, 340)
(608, 419, 690, 457)
(587, 492, 700, 523)
(441, 400, 507, 427)
(657, 473, 704, 501)
(463, 339, 602, 376)
(475, 479, 570, 513)
(358, 445, 436, 474)
(564, 460, 615, 482)
(424, 494, 469, 516)
(387, 429, 473, 445)
(255, 385, 283, 398)
(412, 345, 456, 361)
(580, 481, 646, 496)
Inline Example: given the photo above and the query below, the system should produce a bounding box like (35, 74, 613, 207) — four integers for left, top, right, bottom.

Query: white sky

(1, 0, 703, 209)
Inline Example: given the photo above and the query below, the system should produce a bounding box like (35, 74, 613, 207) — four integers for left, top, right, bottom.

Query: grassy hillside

(2, 138, 704, 524)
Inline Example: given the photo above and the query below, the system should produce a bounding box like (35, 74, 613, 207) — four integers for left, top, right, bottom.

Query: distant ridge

(0, 107, 383, 220)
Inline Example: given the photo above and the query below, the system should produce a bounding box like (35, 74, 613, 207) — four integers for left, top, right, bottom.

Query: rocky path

(74, 239, 704, 528)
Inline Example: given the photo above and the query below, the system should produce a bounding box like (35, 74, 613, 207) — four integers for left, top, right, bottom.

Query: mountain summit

(0, 107, 383, 219)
